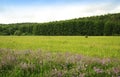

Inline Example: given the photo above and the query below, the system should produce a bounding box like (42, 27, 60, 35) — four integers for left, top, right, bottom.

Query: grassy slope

(0, 36, 120, 58)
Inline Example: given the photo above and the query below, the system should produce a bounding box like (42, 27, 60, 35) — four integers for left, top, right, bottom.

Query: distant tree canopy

(0, 13, 120, 36)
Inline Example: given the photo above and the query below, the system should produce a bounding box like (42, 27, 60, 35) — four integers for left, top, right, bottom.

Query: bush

(85, 35, 88, 38)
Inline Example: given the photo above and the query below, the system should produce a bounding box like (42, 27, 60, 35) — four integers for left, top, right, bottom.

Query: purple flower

(113, 67, 120, 74)
(94, 67, 103, 73)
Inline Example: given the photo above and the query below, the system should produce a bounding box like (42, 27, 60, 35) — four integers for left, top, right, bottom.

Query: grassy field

(0, 36, 120, 77)
(0, 36, 120, 58)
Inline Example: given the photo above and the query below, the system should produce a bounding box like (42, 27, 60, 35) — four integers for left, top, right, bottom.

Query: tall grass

(0, 49, 120, 77)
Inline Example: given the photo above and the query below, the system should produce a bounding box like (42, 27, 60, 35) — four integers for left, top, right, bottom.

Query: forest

(0, 13, 120, 36)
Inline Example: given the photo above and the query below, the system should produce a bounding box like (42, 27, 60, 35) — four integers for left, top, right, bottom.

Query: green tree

(14, 30, 22, 36)
(104, 21, 113, 36)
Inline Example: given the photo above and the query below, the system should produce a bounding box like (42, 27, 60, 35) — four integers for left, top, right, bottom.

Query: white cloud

(111, 6, 120, 13)
(0, 3, 120, 24)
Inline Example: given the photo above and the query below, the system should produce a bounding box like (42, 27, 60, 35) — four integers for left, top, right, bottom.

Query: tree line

(0, 13, 120, 36)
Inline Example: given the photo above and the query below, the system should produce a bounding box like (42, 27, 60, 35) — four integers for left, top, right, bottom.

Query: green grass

(0, 36, 120, 77)
(0, 36, 120, 58)
(0, 49, 120, 77)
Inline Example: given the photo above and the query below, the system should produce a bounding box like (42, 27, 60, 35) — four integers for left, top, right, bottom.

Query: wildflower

(24, 50, 31, 55)
(20, 63, 28, 70)
(93, 67, 103, 73)
(20, 62, 35, 72)
(101, 58, 111, 65)
(0, 54, 17, 67)
(112, 67, 120, 74)
(79, 73, 85, 77)
(75, 54, 82, 61)
(51, 69, 63, 77)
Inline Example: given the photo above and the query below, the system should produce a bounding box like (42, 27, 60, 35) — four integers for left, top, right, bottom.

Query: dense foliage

(0, 13, 120, 36)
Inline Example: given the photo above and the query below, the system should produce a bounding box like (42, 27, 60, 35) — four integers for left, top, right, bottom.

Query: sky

(0, 0, 120, 24)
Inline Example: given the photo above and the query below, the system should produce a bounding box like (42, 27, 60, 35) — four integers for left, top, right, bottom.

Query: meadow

(0, 36, 120, 58)
(0, 36, 120, 77)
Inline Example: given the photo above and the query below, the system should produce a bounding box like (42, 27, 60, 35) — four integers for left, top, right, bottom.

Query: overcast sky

(0, 0, 120, 24)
